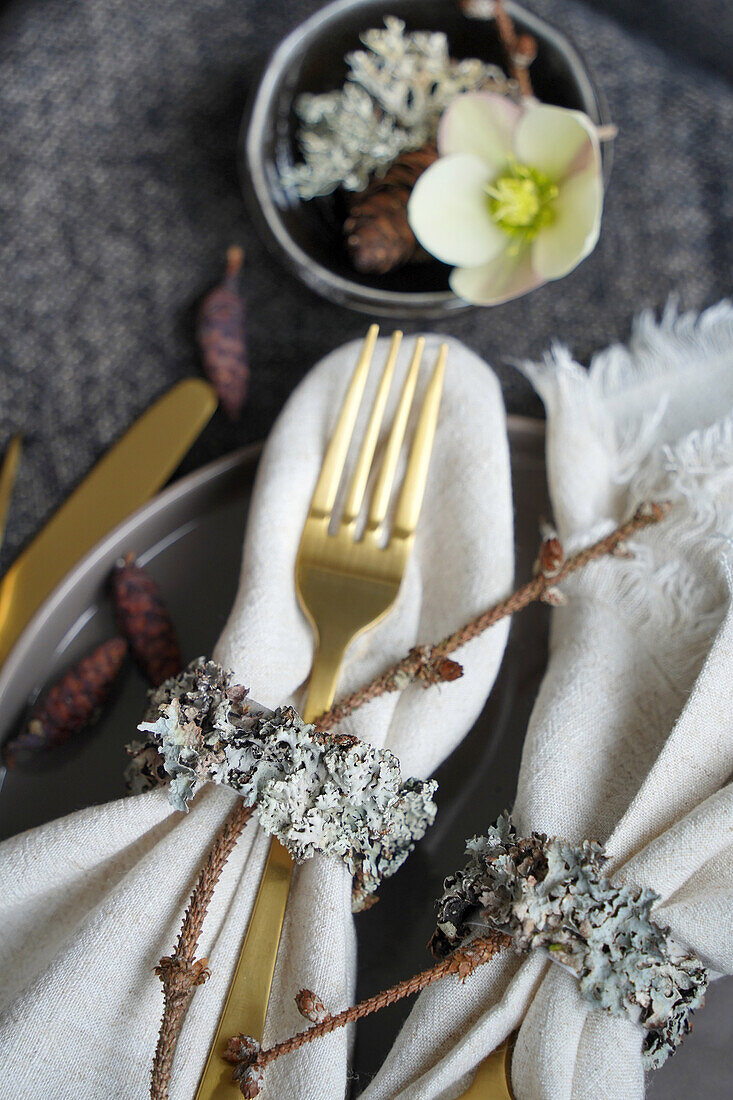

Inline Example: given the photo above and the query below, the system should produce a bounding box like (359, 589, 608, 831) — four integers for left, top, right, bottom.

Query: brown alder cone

(294, 988, 329, 1024)
(197, 245, 249, 421)
(222, 933, 510, 1096)
(343, 143, 438, 274)
(111, 552, 183, 686)
(2, 637, 128, 766)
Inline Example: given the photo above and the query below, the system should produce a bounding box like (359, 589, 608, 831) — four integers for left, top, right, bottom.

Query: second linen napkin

(361, 303, 733, 1100)
(0, 334, 514, 1098)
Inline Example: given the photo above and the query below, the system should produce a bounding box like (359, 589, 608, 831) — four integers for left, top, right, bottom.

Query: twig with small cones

(148, 501, 671, 1099)
(224, 933, 511, 1096)
(150, 803, 254, 1100)
(460, 0, 537, 98)
(316, 502, 671, 730)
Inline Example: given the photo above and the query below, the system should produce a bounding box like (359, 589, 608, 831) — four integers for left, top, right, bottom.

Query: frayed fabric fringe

(520, 299, 733, 691)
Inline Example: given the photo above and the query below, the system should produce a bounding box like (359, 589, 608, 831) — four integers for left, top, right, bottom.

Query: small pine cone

(612, 540, 634, 559)
(295, 988, 329, 1024)
(635, 500, 672, 522)
(3, 637, 128, 767)
(224, 1034, 261, 1068)
(541, 585, 567, 607)
(232, 1066, 263, 1099)
(343, 144, 438, 275)
(534, 523, 564, 579)
(154, 955, 210, 1002)
(111, 553, 182, 686)
(197, 246, 249, 421)
(224, 1034, 262, 1095)
(417, 654, 464, 687)
(513, 33, 538, 67)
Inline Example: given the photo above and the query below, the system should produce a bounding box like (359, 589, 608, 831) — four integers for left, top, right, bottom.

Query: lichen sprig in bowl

(244, 0, 613, 317)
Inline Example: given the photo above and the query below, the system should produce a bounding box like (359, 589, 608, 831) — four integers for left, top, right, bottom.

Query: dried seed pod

(295, 988, 329, 1024)
(416, 654, 463, 687)
(224, 1035, 262, 1098)
(540, 585, 567, 607)
(534, 521, 564, 579)
(154, 954, 210, 992)
(513, 32, 538, 67)
(111, 553, 183, 686)
(2, 637, 128, 767)
(343, 144, 438, 274)
(611, 540, 635, 559)
(197, 246, 249, 421)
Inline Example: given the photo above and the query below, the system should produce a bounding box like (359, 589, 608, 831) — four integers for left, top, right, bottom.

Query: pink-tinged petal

(449, 247, 544, 306)
(514, 104, 600, 182)
(438, 92, 520, 173)
(531, 165, 603, 280)
(407, 153, 507, 267)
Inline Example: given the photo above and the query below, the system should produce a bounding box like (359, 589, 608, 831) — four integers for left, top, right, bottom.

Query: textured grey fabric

(0, 0, 731, 573)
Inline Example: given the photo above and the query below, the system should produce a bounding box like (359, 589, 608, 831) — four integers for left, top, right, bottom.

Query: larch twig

(149, 500, 671, 1096)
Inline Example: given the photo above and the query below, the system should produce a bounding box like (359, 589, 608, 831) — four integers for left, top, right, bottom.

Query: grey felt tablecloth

(0, 0, 731, 574)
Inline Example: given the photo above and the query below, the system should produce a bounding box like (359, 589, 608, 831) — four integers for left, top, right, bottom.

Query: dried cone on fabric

(197, 245, 249, 421)
(111, 553, 183, 687)
(295, 988, 329, 1024)
(2, 637, 128, 767)
(343, 143, 438, 274)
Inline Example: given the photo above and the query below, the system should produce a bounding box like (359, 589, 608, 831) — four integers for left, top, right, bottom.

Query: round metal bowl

(242, 0, 611, 318)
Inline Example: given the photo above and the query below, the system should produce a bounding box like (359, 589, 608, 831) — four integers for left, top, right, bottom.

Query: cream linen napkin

(0, 334, 514, 1099)
(363, 301, 733, 1100)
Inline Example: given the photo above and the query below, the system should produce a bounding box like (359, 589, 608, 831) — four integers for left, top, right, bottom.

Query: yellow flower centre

(486, 161, 558, 245)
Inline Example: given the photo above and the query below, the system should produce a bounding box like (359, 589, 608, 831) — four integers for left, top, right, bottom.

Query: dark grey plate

(0, 422, 728, 1096)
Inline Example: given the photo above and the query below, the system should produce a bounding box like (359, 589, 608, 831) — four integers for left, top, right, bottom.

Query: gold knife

(0, 379, 217, 667)
(0, 435, 22, 556)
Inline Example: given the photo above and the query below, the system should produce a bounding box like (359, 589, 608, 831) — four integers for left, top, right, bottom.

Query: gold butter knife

(0, 435, 22, 556)
(0, 379, 217, 667)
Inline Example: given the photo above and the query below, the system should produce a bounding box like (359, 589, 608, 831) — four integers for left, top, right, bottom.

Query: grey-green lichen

(432, 815, 707, 1069)
(128, 658, 437, 909)
(281, 17, 511, 199)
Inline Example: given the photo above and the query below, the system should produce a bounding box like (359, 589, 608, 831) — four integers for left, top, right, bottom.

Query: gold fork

(195, 325, 447, 1099)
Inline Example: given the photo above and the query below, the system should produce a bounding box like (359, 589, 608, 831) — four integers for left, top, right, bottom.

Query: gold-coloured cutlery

(194, 326, 447, 1098)
(461, 1039, 515, 1099)
(0, 379, 217, 668)
(0, 434, 22, 556)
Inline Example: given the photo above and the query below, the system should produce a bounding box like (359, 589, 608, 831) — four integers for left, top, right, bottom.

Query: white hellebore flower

(408, 92, 603, 305)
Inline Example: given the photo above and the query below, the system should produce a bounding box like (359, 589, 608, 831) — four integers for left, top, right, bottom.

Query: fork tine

(310, 324, 379, 519)
(366, 336, 425, 532)
(392, 343, 447, 539)
(342, 330, 403, 526)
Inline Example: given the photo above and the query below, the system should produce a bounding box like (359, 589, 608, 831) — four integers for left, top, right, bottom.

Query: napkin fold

(363, 301, 733, 1100)
(0, 333, 514, 1099)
